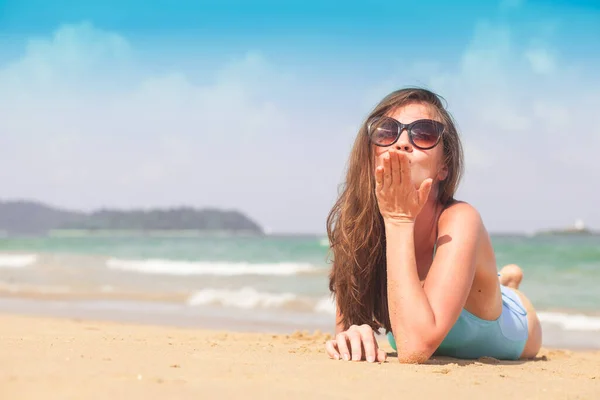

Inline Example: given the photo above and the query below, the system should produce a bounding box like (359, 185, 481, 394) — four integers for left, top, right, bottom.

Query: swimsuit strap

(434, 213, 439, 255)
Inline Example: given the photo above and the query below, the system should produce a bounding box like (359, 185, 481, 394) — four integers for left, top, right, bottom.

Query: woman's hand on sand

(325, 324, 387, 363)
(375, 150, 433, 223)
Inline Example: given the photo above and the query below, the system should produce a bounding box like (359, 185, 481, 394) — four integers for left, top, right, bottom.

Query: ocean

(1, 233, 599, 350)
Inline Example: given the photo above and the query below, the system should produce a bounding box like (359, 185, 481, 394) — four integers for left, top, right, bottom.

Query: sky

(0, 0, 599, 234)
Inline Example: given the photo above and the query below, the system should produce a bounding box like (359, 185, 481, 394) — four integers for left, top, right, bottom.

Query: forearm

(385, 220, 437, 351)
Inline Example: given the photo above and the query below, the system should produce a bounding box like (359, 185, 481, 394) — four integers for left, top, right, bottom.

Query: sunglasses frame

(366, 116, 445, 150)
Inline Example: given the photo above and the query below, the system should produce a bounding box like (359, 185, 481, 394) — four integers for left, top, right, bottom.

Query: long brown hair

(326, 87, 464, 332)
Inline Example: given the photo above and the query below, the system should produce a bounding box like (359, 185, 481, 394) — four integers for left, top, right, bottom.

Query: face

(372, 102, 448, 189)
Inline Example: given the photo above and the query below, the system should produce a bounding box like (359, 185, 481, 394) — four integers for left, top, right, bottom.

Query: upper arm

(423, 202, 482, 342)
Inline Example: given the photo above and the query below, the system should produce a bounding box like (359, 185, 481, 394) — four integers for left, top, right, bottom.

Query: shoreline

(0, 296, 334, 335)
(1, 313, 599, 399)
(1, 295, 600, 352)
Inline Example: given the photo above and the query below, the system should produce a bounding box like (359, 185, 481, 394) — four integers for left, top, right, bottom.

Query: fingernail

(367, 356, 375, 363)
(343, 353, 350, 361)
(334, 354, 339, 360)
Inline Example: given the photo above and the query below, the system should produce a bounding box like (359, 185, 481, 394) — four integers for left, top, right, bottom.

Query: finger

(399, 152, 411, 185)
(325, 340, 340, 360)
(390, 150, 401, 186)
(375, 166, 384, 189)
(336, 333, 351, 361)
(418, 178, 434, 205)
(383, 153, 392, 189)
(359, 328, 377, 363)
(377, 348, 388, 363)
(348, 331, 363, 361)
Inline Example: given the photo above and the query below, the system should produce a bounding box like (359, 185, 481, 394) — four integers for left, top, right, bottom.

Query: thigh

(512, 288, 543, 359)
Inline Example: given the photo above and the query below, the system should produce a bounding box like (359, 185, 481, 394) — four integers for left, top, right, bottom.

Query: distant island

(0, 200, 264, 236)
(534, 219, 596, 236)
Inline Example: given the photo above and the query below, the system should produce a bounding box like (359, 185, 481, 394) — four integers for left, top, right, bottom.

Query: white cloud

(524, 48, 556, 75)
(1, 22, 132, 92)
(0, 22, 357, 233)
(406, 20, 600, 232)
(0, 17, 598, 234)
(368, 16, 599, 232)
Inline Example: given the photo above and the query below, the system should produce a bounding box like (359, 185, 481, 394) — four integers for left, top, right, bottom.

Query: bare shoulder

(438, 201, 484, 236)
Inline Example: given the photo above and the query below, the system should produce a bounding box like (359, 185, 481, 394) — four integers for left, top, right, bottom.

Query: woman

(324, 87, 542, 364)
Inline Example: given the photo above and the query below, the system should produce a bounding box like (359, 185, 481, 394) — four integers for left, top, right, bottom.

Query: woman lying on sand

(324, 87, 542, 364)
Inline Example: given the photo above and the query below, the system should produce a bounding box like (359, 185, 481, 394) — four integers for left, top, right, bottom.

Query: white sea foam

(187, 288, 339, 315)
(314, 296, 336, 314)
(185, 287, 600, 331)
(0, 254, 38, 269)
(187, 287, 297, 309)
(538, 311, 600, 332)
(106, 258, 318, 276)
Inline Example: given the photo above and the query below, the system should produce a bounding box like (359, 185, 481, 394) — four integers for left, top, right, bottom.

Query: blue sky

(1, 0, 599, 234)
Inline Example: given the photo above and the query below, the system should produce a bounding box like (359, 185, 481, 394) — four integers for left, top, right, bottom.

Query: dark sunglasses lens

(411, 121, 443, 149)
(369, 118, 398, 146)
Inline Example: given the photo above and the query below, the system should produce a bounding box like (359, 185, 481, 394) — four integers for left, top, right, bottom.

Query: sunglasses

(366, 116, 445, 150)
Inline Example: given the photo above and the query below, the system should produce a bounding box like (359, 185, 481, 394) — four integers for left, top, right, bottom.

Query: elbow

(395, 346, 435, 364)
(393, 335, 439, 364)
(390, 323, 445, 363)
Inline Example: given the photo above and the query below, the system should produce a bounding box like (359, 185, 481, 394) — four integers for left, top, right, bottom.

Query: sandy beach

(1, 314, 599, 399)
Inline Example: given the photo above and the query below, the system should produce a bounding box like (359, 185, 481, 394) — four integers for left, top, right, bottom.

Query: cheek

(423, 148, 445, 173)
(409, 165, 433, 186)
(409, 153, 443, 184)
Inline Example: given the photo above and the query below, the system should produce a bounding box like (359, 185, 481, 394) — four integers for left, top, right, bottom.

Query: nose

(394, 128, 412, 152)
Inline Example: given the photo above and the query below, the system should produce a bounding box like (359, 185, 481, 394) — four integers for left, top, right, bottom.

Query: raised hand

(375, 150, 433, 223)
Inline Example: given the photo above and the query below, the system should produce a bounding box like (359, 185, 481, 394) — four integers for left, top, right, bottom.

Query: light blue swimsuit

(387, 236, 529, 360)
(387, 283, 529, 360)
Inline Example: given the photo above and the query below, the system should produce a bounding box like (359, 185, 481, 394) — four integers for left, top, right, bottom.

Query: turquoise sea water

(1, 233, 599, 348)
